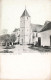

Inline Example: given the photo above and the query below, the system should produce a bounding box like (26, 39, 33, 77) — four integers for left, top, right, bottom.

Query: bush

(43, 46, 50, 49)
(0, 50, 13, 53)
(4, 45, 15, 49)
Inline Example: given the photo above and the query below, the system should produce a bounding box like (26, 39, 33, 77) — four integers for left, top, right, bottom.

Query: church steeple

(21, 9, 30, 17)
(20, 8, 31, 44)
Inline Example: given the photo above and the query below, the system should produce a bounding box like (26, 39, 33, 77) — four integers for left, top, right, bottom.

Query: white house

(38, 21, 51, 46)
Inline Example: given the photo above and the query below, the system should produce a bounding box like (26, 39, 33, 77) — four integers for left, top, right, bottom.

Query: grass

(29, 45, 51, 52)
(4, 45, 15, 49)
(0, 50, 13, 53)
(0, 45, 15, 53)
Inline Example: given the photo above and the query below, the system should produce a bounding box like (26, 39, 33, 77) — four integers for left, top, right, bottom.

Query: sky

(1, 0, 51, 34)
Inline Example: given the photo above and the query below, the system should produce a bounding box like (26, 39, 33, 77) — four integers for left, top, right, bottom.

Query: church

(17, 8, 51, 47)
(20, 9, 43, 45)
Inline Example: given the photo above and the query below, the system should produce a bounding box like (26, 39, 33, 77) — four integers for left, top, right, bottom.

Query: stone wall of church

(20, 16, 31, 44)
(24, 16, 31, 44)
(30, 31, 38, 45)
(20, 17, 25, 44)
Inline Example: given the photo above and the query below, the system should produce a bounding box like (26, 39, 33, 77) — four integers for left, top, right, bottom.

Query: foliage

(0, 34, 10, 42)
(10, 34, 16, 43)
(0, 34, 16, 46)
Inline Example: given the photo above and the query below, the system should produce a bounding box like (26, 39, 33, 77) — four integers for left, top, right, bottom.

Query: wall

(25, 16, 31, 44)
(20, 17, 25, 44)
(30, 31, 38, 45)
(38, 30, 51, 46)
(20, 16, 31, 44)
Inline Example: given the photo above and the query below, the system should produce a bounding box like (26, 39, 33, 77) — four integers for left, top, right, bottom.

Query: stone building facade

(20, 9, 31, 44)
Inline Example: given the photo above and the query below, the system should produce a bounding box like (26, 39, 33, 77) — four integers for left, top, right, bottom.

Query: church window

(27, 17, 28, 19)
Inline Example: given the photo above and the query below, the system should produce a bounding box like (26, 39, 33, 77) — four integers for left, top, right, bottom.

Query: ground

(0, 44, 51, 53)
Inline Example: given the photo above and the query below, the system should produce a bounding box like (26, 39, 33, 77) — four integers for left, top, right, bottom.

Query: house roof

(40, 21, 51, 32)
(21, 9, 30, 17)
(31, 24, 43, 32)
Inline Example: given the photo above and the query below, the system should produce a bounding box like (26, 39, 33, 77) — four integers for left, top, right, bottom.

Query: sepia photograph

(0, 0, 51, 53)
(0, 0, 51, 80)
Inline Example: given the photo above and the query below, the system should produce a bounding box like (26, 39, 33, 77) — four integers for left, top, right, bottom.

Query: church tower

(20, 9, 31, 44)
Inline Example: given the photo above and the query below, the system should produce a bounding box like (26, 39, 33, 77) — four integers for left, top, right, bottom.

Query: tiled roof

(40, 21, 51, 32)
(21, 9, 30, 17)
(31, 24, 43, 32)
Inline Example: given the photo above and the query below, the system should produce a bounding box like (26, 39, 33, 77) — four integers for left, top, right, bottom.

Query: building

(30, 24, 43, 45)
(38, 21, 51, 46)
(20, 9, 31, 44)
(20, 9, 43, 45)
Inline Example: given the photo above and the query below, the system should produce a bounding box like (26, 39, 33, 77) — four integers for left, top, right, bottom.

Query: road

(11, 44, 39, 54)
(0, 44, 49, 54)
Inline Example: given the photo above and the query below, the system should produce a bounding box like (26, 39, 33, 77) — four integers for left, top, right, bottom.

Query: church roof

(31, 24, 43, 32)
(40, 21, 51, 32)
(13, 28, 20, 32)
(21, 9, 30, 17)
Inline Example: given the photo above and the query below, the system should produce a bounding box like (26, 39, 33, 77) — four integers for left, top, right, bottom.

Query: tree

(0, 34, 16, 46)
(10, 34, 16, 45)
(0, 34, 10, 46)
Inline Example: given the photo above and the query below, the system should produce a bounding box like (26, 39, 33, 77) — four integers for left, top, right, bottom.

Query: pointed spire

(21, 7, 30, 17)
